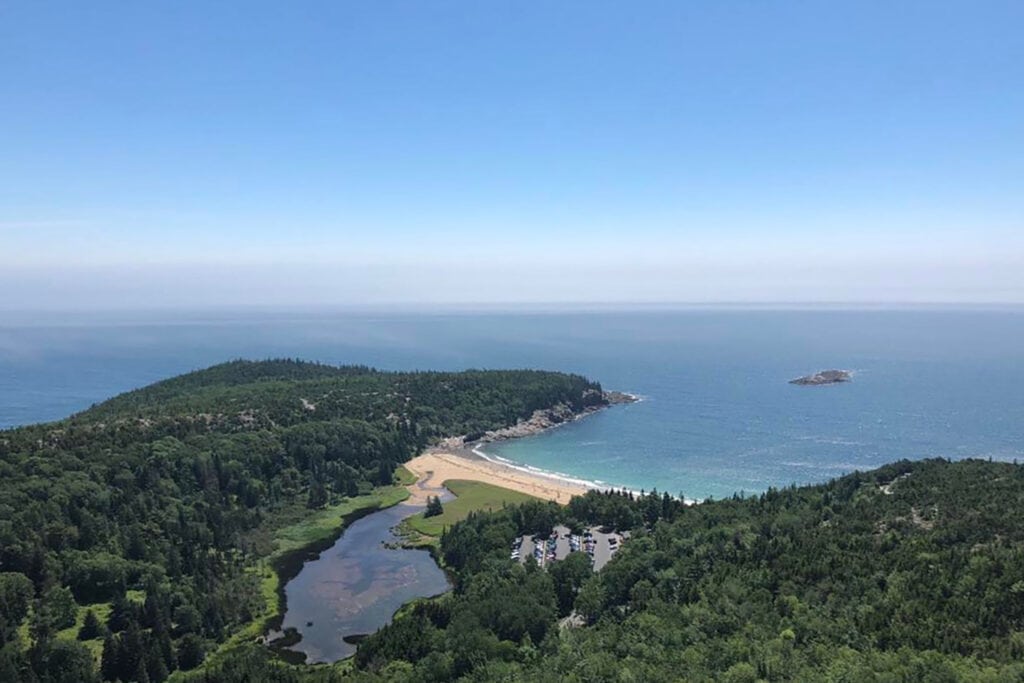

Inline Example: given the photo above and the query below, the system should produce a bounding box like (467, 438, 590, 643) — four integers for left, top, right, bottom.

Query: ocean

(2, 307, 1022, 500)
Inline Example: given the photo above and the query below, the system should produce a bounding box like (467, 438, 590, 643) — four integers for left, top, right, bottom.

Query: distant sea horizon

(3, 305, 1022, 500)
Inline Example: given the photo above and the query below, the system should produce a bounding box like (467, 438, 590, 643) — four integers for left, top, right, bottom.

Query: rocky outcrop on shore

(602, 390, 637, 405)
(435, 390, 638, 450)
(789, 370, 852, 386)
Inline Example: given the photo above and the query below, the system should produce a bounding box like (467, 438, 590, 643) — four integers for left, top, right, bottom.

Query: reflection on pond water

(269, 502, 450, 663)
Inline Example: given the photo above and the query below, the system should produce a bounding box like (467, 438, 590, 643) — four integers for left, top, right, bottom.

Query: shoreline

(470, 443, 616, 492)
(405, 392, 642, 504)
(405, 450, 590, 505)
(266, 495, 449, 665)
(211, 486, 411, 669)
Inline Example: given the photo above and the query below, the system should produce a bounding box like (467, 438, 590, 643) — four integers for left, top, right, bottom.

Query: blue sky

(2, 1, 1022, 307)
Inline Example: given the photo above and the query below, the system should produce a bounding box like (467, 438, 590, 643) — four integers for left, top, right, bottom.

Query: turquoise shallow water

(2, 308, 1022, 499)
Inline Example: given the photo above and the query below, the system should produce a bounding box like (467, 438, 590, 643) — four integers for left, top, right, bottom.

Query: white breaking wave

(471, 444, 621, 493)
(470, 444, 697, 503)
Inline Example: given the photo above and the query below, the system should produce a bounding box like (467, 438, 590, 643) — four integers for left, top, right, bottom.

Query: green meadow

(405, 479, 539, 538)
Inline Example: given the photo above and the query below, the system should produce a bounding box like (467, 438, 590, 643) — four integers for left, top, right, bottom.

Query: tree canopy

(0, 360, 604, 681)
(347, 458, 1024, 681)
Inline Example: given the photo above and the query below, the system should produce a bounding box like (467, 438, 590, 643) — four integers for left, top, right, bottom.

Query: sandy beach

(404, 449, 590, 505)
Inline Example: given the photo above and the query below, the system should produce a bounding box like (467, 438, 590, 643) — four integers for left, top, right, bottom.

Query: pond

(269, 501, 451, 663)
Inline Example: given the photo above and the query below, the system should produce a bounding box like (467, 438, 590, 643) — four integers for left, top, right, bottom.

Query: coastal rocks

(482, 403, 578, 441)
(602, 390, 638, 405)
(477, 391, 638, 443)
(789, 370, 852, 386)
(435, 390, 638, 450)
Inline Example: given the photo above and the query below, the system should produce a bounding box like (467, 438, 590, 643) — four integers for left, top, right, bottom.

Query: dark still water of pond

(272, 503, 450, 663)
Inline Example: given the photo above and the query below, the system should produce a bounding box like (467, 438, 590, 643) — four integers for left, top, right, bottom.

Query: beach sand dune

(405, 450, 588, 505)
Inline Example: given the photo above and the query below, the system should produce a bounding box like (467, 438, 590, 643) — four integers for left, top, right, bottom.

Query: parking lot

(511, 524, 625, 571)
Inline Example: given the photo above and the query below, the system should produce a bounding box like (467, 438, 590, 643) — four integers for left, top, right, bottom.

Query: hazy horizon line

(3, 300, 1023, 321)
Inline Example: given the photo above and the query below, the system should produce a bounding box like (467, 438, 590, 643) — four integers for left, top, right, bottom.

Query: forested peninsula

(3, 360, 1024, 682)
(0, 360, 606, 682)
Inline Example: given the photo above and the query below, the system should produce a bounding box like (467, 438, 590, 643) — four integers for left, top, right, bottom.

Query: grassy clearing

(55, 602, 114, 664)
(19, 599, 119, 664)
(406, 479, 539, 537)
(393, 464, 416, 486)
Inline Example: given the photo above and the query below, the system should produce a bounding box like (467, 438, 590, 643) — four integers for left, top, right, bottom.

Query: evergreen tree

(78, 609, 105, 640)
(0, 644, 27, 683)
(142, 593, 164, 630)
(30, 639, 98, 683)
(134, 658, 151, 683)
(548, 551, 593, 616)
(28, 606, 53, 646)
(106, 594, 136, 634)
(374, 461, 393, 486)
(0, 573, 34, 644)
(425, 496, 444, 518)
(152, 622, 176, 673)
(117, 625, 143, 683)
(99, 634, 120, 682)
(176, 633, 204, 671)
(306, 481, 328, 509)
(171, 604, 200, 636)
(148, 652, 169, 683)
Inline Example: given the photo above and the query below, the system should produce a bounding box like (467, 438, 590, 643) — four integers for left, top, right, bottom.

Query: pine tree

(117, 624, 143, 682)
(306, 481, 327, 509)
(134, 658, 150, 683)
(148, 652, 169, 683)
(107, 594, 136, 633)
(152, 621, 176, 672)
(425, 495, 444, 517)
(0, 646, 24, 683)
(176, 633, 204, 670)
(28, 606, 52, 646)
(78, 608, 105, 640)
(100, 634, 120, 682)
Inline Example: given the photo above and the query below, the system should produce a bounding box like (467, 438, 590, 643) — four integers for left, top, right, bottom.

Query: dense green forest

(0, 360, 605, 682)
(198, 459, 1024, 682)
(6, 360, 1024, 681)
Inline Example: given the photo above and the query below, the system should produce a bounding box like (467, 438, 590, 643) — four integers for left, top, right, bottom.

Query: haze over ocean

(4, 3, 1023, 308)
(2, 307, 1021, 500)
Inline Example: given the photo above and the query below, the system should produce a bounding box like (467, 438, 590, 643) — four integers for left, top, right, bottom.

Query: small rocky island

(789, 369, 852, 386)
